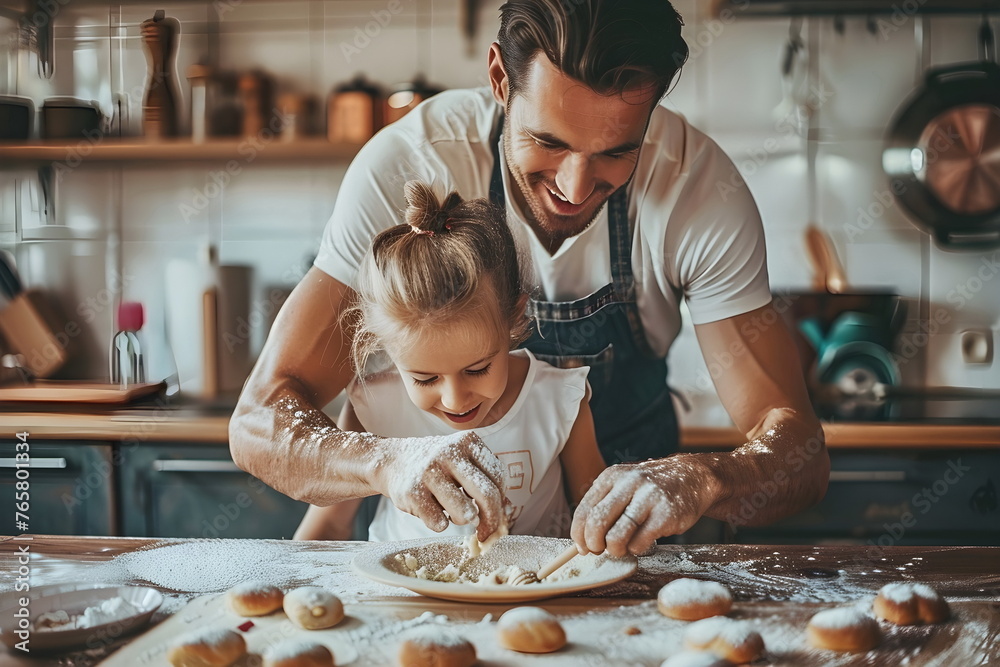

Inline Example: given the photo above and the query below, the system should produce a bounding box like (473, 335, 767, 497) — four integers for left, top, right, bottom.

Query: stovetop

(813, 390, 1000, 424)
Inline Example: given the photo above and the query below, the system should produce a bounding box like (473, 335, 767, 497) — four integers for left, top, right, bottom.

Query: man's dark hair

(497, 0, 689, 103)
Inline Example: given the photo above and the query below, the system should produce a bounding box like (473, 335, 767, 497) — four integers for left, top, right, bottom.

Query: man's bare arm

(573, 301, 830, 556)
(229, 268, 507, 538)
(229, 268, 378, 505)
(692, 299, 829, 527)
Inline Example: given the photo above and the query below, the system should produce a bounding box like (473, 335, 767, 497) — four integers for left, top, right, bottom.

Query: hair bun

(404, 180, 462, 234)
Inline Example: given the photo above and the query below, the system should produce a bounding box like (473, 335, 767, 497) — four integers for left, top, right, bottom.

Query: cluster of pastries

(167, 581, 344, 667)
(653, 577, 950, 664)
(166, 572, 951, 666)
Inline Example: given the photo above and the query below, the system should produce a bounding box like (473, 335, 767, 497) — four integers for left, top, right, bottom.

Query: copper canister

(327, 76, 383, 144)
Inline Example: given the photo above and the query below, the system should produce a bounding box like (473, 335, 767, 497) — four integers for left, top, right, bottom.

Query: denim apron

(489, 117, 678, 465)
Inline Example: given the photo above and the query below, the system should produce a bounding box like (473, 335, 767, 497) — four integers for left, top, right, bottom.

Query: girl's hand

(571, 457, 721, 557)
(375, 431, 507, 541)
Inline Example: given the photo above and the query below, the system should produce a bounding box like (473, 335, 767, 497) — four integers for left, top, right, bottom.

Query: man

(230, 0, 830, 556)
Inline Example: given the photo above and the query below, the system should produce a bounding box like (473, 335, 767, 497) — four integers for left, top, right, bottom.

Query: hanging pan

(883, 18, 1000, 250)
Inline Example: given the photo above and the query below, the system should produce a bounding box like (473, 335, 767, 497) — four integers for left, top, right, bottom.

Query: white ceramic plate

(352, 535, 636, 603)
(0, 583, 163, 653)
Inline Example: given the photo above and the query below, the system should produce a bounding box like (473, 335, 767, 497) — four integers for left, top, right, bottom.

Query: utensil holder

(0, 290, 68, 378)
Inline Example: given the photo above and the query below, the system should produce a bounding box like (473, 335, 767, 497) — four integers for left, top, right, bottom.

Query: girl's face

(386, 316, 511, 431)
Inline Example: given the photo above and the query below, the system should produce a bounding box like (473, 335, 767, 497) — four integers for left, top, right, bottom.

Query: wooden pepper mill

(141, 9, 181, 138)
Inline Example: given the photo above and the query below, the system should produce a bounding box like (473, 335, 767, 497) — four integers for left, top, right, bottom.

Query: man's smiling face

(493, 51, 656, 250)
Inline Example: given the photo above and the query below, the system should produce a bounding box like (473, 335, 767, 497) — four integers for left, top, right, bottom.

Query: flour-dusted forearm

(229, 386, 509, 541)
(571, 408, 828, 556)
(707, 408, 829, 530)
(229, 385, 386, 505)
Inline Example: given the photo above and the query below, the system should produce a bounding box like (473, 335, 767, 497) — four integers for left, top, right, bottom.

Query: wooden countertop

(1, 536, 997, 666)
(2, 408, 999, 448)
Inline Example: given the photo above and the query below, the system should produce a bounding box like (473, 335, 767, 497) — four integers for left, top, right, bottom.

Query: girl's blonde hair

(350, 180, 530, 375)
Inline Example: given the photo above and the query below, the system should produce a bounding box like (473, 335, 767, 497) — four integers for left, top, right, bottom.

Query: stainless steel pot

(883, 19, 1000, 250)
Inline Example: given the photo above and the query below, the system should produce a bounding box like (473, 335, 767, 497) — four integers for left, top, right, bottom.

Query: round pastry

(657, 579, 733, 621)
(806, 607, 880, 652)
(873, 582, 949, 625)
(168, 627, 246, 667)
(496, 607, 566, 654)
(660, 651, 734, 667)
(283, 586, 345, 630)
(397, 626, 477, 667)
(228, 580, 284, 616)
(683, 616, 765, 663)
(264, 640, 335, 667)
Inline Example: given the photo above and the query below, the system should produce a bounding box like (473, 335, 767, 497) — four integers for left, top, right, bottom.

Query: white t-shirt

(316, 88, 772, 358)
(350, 350, 587, 542)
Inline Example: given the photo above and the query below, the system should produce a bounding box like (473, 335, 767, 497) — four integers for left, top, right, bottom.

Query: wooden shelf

(0, 137, 364, 167)
(712, 0, 1000, 16)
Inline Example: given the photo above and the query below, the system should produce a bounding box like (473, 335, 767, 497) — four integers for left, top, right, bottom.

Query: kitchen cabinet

(731, 449, 1000, 546)
(116, 442, 309, 539)
(0, 440, 115, 536)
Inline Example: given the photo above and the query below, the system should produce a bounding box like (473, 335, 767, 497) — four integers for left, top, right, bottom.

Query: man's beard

(503, 130, 615, 247)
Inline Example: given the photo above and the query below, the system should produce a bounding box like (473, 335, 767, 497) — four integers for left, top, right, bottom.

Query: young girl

(294, 181, 606, 542)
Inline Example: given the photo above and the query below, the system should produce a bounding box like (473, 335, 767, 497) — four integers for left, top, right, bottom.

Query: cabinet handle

(0, 457, 67, 469)
(152, 460, 242, 473)
(829, 470, 906, 482)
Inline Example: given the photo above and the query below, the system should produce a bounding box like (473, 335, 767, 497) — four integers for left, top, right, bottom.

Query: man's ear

(488, 42, 509, 107)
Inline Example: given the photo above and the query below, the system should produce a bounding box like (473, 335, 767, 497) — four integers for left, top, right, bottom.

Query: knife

(0, 250, 23, 300)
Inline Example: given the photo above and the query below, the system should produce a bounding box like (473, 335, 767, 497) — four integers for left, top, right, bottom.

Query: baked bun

(806, 607, 880, 652)
(263, 640, 335, 667)
(228, 580, 284, 616)
(496, 607, 566, 654)
(168, 627, 246, 667)
(660, 651, 734, 667)
(397, 626, 476, 667)
(683, 616, 764, 663)
(873, 582, 949, 625)
(657, 579, 733, 621)
(283, 586, 345, 630)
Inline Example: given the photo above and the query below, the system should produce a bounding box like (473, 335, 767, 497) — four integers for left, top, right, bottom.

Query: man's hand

(571, 456, 721, 557)
(374, 431, 507, 541)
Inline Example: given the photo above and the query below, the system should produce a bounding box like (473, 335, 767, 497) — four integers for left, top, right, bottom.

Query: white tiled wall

(2, 2, 997, 403)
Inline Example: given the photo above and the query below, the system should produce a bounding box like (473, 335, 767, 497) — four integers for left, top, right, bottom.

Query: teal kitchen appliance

(799, 312, 900, 394)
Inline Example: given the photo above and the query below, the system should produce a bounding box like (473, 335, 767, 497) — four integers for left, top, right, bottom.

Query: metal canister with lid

(327, 75, 383, 144)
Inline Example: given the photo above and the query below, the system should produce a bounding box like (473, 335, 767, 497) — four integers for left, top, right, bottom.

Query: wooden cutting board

(0, 380, 164, 404)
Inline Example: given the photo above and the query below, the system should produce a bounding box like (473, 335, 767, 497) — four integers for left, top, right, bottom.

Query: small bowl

(0, 583, 163, 653)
